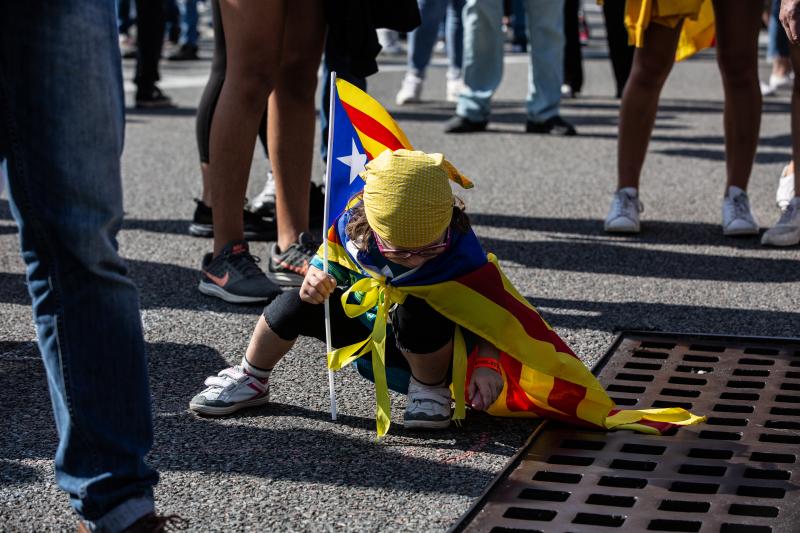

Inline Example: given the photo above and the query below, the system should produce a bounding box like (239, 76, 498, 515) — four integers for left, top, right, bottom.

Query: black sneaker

(168, 43, 199, 61)
(267, 232, 318, 286)
(525, 115, 577, 136)
(188, 199, 277, 241)
(198, 241, 282, 304)
(135, 86, 175, 109)
(250, 181, 325, 229)
(443, 115, 488, 133)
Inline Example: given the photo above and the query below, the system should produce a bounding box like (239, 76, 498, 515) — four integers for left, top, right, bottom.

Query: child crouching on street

(190, 149, 704, 436)
(190, 149, 503, 429)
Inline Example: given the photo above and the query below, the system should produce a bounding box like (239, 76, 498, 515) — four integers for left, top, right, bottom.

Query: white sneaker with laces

(250, 170, 276, 213)
(189, 365, 270, 416)
(604, 187, 643, 233)
(446, 78, 463, 103)
(762, 197, 800, 247)
(722, 186, 759, 236)
(396, 73, 423, 105)
(404, 377, 452, 429)
(769, 72, 793, 91)
(776, 165, 796, 211)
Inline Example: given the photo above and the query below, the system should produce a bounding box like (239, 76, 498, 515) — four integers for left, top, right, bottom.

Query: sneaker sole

(267, 270, 305, 287)
(189, 392, 270, 416)
(723, 226, 760, 237)
(197, 281, 280, 304)
(404, 418, 451, 430)
(604, 223, 640, 234)
(189, 223, 213, 238)
(761, 233, 800, 247)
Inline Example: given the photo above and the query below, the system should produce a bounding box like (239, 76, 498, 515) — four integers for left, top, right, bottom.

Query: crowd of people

(2, 0, 800, 531)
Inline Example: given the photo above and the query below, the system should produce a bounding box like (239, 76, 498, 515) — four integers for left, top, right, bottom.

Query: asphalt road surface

(2, 9, 799, 532)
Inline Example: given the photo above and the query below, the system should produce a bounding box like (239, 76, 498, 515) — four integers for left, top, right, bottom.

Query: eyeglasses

(372, 228, 451, 260)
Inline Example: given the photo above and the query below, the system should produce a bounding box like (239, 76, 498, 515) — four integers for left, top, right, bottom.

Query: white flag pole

(323, 71, 337, 421)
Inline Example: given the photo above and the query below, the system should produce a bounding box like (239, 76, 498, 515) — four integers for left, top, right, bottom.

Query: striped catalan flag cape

(323, 79, 705, 437)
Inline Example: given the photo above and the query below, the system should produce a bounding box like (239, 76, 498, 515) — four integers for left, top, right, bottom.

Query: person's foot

(188, 199, 277, 241)
(135, 86, 175, 109)
(189, 365, 270, 416)
(760, 79, 777, 96)
(79, 513, 188, 533)
(762, 197, 800, 247)
(776, 164, 796, 211)
(769, 72, 793, 91)
(443, 115, 488, 134)
(198, 241, 282, 304)
(525, 115, 577, 136)
(168, 43, 199, 61)
(249, 180, 325, 229)
(722, 186, 759, 236)
(446, 78, 463, 103)
(267, 232, 318, 286)
(396, 73, 423, 105)
(404, 377, 452, 430)
(604, 187, 643, 234)
(561, 84, 578, 99)
(250, 171, 276, 217)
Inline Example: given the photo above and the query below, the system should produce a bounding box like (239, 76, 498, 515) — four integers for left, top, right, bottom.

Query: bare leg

(713, 0, 763, 193)
(791, 46, 800, 196)
(209, 0, 285, 257)
(244, 315, 295, 369)
(402, 339, 453, 384)
(268, 0, 325, 252)
(617, 22, 682, 189)
(200, 162, 212, 206)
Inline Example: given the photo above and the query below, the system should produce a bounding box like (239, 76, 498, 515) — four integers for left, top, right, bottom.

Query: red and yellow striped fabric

(336, 78, 413, 159)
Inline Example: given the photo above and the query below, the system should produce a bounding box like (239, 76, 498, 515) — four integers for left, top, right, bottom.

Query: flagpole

(323, 71, 337, 421)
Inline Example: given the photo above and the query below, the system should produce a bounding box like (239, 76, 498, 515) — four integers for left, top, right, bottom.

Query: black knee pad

(391, 296, 454, 353)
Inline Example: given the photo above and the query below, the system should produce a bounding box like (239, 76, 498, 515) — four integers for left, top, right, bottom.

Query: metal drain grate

(450, 331, 800, 533)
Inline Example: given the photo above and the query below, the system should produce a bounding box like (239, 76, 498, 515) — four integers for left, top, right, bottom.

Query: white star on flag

(337, 139, 367, 184)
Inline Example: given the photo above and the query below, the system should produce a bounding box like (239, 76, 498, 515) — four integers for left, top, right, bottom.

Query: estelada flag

(322, 79, 705, 437)
(325, 77, 412, 226)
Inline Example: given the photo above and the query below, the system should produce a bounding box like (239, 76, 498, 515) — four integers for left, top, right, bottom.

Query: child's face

(373, 228, 450, 268)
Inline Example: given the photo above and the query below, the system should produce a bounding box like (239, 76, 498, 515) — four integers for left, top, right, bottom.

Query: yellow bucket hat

(362, 149, 473, 248)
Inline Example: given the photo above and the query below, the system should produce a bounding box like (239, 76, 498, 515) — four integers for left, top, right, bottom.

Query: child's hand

(468, 366, 503, 411)
(299, 266, 337, 304)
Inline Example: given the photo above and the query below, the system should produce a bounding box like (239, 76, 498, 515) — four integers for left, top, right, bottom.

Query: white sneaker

(250, 170, 276, 215)
(404, 377, 452, 429)
(722, 186, 759, 236)
(760, 80, 776, 96)
(769, 72, 793, 91)
(446, 78, 463, 103)
(762, 197, 800, 247)
(776, 164, 796, 211)
(189, 365, 270, 416)
(604, 187, 643, 233)
(396, 73, 423, 105)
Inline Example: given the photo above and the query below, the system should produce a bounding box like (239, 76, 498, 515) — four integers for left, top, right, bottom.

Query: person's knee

(392, 297, 455, 354)
(717, 52, 758, 90)
(629, 54, 672, 91)
(275, 55, 320, 102)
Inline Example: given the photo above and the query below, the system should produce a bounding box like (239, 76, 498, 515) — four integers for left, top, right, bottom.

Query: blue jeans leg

(408, 0, 449, 79)
(0, 2, 158, 531)
(525, 0, 565, 122)
(768, 0, 790, 60)
(445, 0, 465, 79)
(457, 0, 504, 122)
(179, 0, 199, 47)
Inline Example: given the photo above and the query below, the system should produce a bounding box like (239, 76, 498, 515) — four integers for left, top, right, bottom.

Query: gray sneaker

(722, 186, 759, 236)
(404, 377, 452, 430)
(762, 197, 800, 247)
(189, 365, 270, 416)
(198, 240, 282, 304)
(604, 187, 643, 233)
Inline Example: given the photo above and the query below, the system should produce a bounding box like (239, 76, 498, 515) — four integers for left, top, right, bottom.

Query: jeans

(407, 0, 465, 80)
(768, 0, 790, 60)
(0, 2, 158, 531)
(178, 0, 199, 47)
(457, 0, 564, 123)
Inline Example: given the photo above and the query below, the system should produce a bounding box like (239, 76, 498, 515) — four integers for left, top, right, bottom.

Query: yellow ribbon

(326, 276, 468, 437)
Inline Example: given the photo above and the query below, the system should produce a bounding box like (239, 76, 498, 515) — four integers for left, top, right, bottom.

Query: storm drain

(450, 331, 800, 533)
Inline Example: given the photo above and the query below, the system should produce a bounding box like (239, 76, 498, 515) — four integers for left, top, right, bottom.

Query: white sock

(241, 357, 272, 381)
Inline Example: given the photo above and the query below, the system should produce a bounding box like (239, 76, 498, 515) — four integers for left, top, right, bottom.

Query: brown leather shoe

(78, 513, 187, 533)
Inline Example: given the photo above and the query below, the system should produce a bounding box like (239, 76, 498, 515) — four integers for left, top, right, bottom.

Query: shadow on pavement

(1, 340, 534, 496)
(482, 235, 800, 282)
(527, 297, 800, 337)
